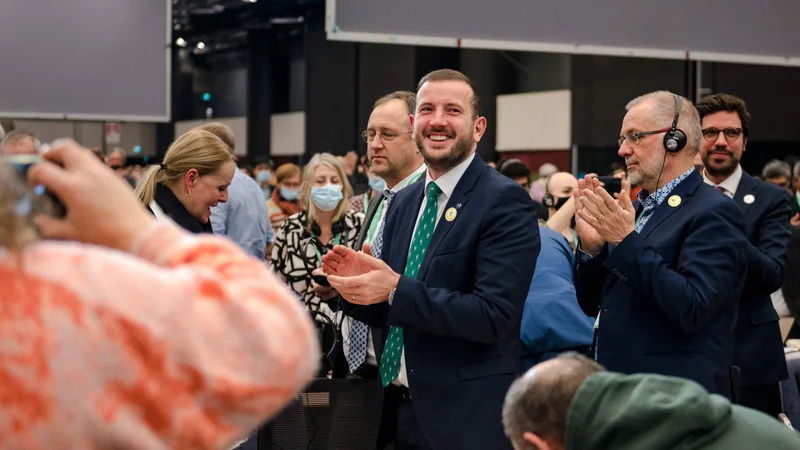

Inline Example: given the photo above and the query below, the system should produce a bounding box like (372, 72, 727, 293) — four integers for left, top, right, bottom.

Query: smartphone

(597, 176, 622, 196)
(0, 154, 67, 218)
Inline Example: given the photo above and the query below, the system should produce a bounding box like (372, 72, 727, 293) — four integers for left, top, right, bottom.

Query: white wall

(496, 90, 572, 152)
(271, 112, 305, 156)
(174, 112, 307, 158)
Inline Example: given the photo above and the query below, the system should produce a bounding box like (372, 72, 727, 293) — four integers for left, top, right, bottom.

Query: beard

(702, 148, 740, 178)
(415, 131, 474, 174)
(627, 156, 663, 192)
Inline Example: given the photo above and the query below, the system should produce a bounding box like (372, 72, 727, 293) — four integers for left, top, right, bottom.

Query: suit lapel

(391, 183, 424, 273)
(641, 171, 702, 240)
(356, 193, 384, 248)
(417, 155, 486, 280)
(732, 171, 757, 218)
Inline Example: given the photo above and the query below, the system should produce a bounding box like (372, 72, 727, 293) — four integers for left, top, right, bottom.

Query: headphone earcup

(663, 129, 687, 153)
(543, 193, 554, 208)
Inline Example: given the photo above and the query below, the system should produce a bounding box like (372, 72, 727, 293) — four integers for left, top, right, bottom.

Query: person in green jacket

(502, 352, 800, 450)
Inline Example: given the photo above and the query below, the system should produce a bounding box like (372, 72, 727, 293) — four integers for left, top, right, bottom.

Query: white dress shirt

(340, 163, 427, 369)
(702, 165, 742, 199)
(395, 153, 476, 387)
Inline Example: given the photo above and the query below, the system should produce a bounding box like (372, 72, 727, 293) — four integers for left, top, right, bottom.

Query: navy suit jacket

(575, 170, 748, 397)
(344, 154, 540, 450)
(731, 171, 791, 386)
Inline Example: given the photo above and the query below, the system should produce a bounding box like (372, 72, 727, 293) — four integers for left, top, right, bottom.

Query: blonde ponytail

(134, 165, 166, 205)
(134, 128, 234, 208)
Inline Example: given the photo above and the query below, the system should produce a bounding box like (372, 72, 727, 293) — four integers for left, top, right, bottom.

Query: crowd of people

(2, 69, 800, 449)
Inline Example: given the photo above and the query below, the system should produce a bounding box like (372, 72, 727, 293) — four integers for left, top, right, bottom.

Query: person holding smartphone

(0, 140, 319, 449)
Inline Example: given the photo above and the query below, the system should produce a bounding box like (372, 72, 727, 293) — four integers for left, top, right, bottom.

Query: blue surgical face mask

(311, 184, 343, 211)
(368, 176, 386, 193)
(256, 170, 271, 183)
(281, 187, 299, 201)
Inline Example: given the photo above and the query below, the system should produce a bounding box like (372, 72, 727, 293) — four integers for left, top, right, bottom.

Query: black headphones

(542, 175, 555, 207)
(664, 94, 687, 153)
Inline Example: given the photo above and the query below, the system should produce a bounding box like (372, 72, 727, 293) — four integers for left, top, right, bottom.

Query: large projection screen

(0, 0, 170, 122)
(327, 0, 800, 66)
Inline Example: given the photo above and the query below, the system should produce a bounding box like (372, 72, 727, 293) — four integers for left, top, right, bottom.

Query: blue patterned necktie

(635, 198, 656, 233)
(348, 189, 396, 373)
(379, 182, 441, 386)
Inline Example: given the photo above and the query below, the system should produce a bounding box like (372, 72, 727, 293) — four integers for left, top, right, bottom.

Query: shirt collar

(702, 165, 742, 195)
(637, 167, 696, 206)
(390, 163, 427, 193)
(424, 152, 476, 199)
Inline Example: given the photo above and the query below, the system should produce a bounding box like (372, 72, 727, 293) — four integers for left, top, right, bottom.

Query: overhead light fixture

(243, 0, 257, 3)
(196, 42, 206, 50)
(270, 16, 305, 25)
(176, 37, 187, 47)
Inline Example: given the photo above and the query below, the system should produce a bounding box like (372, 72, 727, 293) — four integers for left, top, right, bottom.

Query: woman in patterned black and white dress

(271, 153, 364, 323)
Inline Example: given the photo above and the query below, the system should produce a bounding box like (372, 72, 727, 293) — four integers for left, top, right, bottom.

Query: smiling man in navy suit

(696, 93, 792, 416)
(573, 91, 748, 398)
(322, 69, 540, 450)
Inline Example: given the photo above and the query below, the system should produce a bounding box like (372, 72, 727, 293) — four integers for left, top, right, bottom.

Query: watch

(388, 288, 397, 305)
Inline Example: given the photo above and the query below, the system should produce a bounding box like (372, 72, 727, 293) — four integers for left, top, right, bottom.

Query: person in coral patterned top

(0, 140, 319, 450)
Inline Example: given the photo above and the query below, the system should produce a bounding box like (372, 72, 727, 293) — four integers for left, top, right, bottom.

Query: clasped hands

(574, 175, 636, 254)
(312, 243, 400, 305)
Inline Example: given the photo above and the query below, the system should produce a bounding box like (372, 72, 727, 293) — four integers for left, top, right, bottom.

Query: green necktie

(379, 181, 441, 387)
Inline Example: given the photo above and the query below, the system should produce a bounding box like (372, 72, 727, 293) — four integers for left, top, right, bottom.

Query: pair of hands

(26, 139, 155, 251)
(311, 243, 400, 306)
(573, 175, 636, 256)
(791, 213, 800, 228)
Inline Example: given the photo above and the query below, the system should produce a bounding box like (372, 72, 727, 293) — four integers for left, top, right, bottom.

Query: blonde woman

(135, 129, 235, 234)
(0, 140, 317, 449)
(271, 153, 364, 318)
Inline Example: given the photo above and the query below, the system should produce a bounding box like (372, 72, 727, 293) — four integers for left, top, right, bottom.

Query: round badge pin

(743, 194, 755, 204)
(667, 195, 682, 207)
(445, 207, 457, 222)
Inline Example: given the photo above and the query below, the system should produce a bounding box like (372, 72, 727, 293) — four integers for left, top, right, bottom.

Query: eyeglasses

(617, 128, 671, 147)
(701, 127, 743, 142)
(361, 129, 411, 143)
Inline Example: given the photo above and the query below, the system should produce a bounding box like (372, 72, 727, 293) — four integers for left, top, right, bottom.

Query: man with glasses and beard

(322, 69, 540, 450)
(697, 93, 792, 417)
(573, 91, 748, 399)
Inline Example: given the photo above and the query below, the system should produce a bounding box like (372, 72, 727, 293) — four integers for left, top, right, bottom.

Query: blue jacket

(521, 226, 593, 370)
(575, 170, 748, 397)
(344, 154, 540, 450)
(731, 171, 791, 386)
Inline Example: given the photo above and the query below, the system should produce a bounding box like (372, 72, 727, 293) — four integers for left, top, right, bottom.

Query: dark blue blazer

(731, 171, 791, 386)
(575, 170, 748, 397)
(344, 155, 540, 450)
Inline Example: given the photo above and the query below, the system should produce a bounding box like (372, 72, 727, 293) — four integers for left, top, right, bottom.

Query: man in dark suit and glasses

(314, 91, 425, 380)
(322, 69, 540, 450)
(697, 93, 792, 416)
(573, 91, 748, 398)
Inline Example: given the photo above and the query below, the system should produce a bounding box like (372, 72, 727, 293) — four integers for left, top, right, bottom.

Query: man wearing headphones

(573, 91, 748, 398)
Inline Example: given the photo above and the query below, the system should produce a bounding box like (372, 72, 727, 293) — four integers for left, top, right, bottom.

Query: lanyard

(365, 170, 426, 244)
(796, 191, 800, 211)
(367, 200, 385, 244)
(363, 193, 370, 212)
(311, 232, 341, 265)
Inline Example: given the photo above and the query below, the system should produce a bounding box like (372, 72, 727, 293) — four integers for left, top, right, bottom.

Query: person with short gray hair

(762, 159, 792, 193)
(573, 91, 748, 397)
(502, 353, 800, 450)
